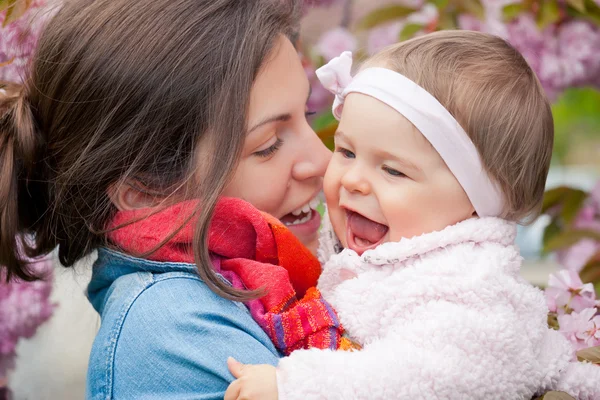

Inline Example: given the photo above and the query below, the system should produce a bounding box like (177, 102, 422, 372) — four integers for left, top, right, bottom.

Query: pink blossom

(556, 238, 599, 273)
(458, 14, 484, 31)
(0, 255, 55, 376)
(367, 22, 403, 55)
(590, 181, 600, 206)
(0, 0, 56, 83)
(315, 27, 357, 62)
(558, 307, 600, 351)
(573, 205, 600, 232)
(304, 63, 333, 113)
(545, 269, 597, 314)
(303, 0, 340, 8)
(462, 0, 600, 99)
(366, 4, 438, 55)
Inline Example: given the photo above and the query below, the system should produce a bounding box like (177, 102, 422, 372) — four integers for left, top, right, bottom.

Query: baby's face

(324, 93, 475, 255)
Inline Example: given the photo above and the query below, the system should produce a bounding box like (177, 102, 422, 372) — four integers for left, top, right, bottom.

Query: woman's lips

(282, 208, 322, 239)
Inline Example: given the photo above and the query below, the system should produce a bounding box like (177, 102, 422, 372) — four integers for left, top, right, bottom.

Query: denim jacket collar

(87, 247, 199, 314)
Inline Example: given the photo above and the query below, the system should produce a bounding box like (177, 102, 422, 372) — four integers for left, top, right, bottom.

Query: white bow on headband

(315, 51, 505, 218)
(315, 51, 353, 119)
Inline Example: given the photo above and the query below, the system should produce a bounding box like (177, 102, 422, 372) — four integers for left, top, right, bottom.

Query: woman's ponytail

(0, 82, 48, 281)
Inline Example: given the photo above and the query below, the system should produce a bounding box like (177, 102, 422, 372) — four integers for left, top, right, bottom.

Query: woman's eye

(253, 138, 283, 158)
(305, 110, 316, 117)
(336, 147, 355, 159)
(383, 166, 405, 177)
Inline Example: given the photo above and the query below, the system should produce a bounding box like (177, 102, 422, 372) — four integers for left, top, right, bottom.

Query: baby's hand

(224, 357, 278, 400)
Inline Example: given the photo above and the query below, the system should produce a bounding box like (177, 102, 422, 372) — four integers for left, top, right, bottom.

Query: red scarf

(108, 198, 357, 354)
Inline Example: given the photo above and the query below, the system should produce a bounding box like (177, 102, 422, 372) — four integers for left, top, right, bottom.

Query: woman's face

(223, 36, 331, 254)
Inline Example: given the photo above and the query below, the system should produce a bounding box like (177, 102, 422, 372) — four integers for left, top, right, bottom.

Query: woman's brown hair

(364, 30, 554, 222)
(0, 0, 300, 300)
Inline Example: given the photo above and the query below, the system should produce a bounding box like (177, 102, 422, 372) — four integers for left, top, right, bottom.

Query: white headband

(315, 51, 504, 218)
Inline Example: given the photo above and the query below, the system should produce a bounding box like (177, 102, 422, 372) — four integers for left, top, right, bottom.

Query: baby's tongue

(348, 212, 388, 244)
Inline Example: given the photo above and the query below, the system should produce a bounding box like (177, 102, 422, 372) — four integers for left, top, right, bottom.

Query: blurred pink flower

(304, 63, 333, 113)
(303, 0, 340, 9)
(315, 27, 357, 62)
(367, 22, 403, 55)
(0, 255, 55, 376)
(573, 205, 600, 232)
(556, 238, 599, 273)
(366, 4, 438, 55)
(558, 307, 600, 351)
(461, 0, 600, 99)
(0, 0, 56, 83)
(545, 269, 597, 314)
(590, 181, 600, 206)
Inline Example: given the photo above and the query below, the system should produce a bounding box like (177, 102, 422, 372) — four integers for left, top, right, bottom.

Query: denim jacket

(86, 248, 280, 399)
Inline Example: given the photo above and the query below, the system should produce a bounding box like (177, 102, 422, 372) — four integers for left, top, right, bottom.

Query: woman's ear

(107, 180, 160, 211)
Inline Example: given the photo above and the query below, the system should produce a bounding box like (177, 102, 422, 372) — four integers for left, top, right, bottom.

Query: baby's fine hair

(364, 30, 553, 222)
(0, 0, 300, 300)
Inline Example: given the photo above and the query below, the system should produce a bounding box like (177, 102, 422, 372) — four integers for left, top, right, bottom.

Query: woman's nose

(292, 127, 332, 181)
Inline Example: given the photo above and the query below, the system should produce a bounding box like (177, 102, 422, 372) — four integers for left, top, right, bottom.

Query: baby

(225, 31, 600, 400)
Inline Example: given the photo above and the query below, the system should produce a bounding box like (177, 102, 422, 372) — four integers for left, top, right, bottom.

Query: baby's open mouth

(345, 210, 389, 255)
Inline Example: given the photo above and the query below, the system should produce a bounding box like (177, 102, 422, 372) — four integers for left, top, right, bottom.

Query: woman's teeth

(291, 196, 320, 216)
(287, 210, 313, 225)
(285, 196, 321, 226)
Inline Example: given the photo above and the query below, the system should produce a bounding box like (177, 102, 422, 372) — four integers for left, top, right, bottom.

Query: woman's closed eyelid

(253, 137, 283, 158)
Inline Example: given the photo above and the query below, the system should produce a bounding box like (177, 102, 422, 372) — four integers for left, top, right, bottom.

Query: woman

(0, 0, 330, 398)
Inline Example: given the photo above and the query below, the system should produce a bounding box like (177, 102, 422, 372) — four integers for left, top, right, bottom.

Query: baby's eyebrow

(376, 149, 421, 173)
(334, 130, 349, 141)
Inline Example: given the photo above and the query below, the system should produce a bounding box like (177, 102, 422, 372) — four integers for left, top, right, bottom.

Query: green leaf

(3, 0, 31, 27)
(542, 219, 562, 250)
(399, 23, 424, 41)
(458, 0, 486, 19)
(583, 0, 600, 25)
(543, 230, 600, 253)
(535, 391, 577, 400)
(579, 252, 600, 284)
(438, 11, 457, 30)
(536, 0, 561, 30)
(567, 0, 586, 12)
(576, 345, 600, 364)
(312, 110, 338, 150)
(547, 312, 559, 330)
(502, 3, 524, 21)
(567, 7, 600, 25)
(429, 0, 449, 8)
(356, 5, 417, 30)
(311, 109, 336, 132)
(0, 0, 12, 12)
(560, 189, 587, 225)
(542, 186, 579, 213)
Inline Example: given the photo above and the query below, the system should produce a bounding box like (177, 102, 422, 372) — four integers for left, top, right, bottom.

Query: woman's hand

(224, 357, 278, 400)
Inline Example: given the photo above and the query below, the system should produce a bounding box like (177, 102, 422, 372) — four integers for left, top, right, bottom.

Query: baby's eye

(383, 166, 405, 177)
(336, 147, 355, 159)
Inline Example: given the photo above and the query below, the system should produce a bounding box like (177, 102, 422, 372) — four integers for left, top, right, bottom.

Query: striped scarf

(108, 198, 359, 355)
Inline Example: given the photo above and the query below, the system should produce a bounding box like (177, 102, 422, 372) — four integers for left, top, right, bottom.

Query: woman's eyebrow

(248, 114, 291, 134)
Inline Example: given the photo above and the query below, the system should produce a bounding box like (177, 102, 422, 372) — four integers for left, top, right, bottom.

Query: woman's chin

(284, 210, 321, 254)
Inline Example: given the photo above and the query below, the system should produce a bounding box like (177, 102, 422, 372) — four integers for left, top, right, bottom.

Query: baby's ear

(107, 180, 162, 211)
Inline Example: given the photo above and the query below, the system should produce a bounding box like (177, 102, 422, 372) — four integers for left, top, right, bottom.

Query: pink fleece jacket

(275, 216, 600, 400)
